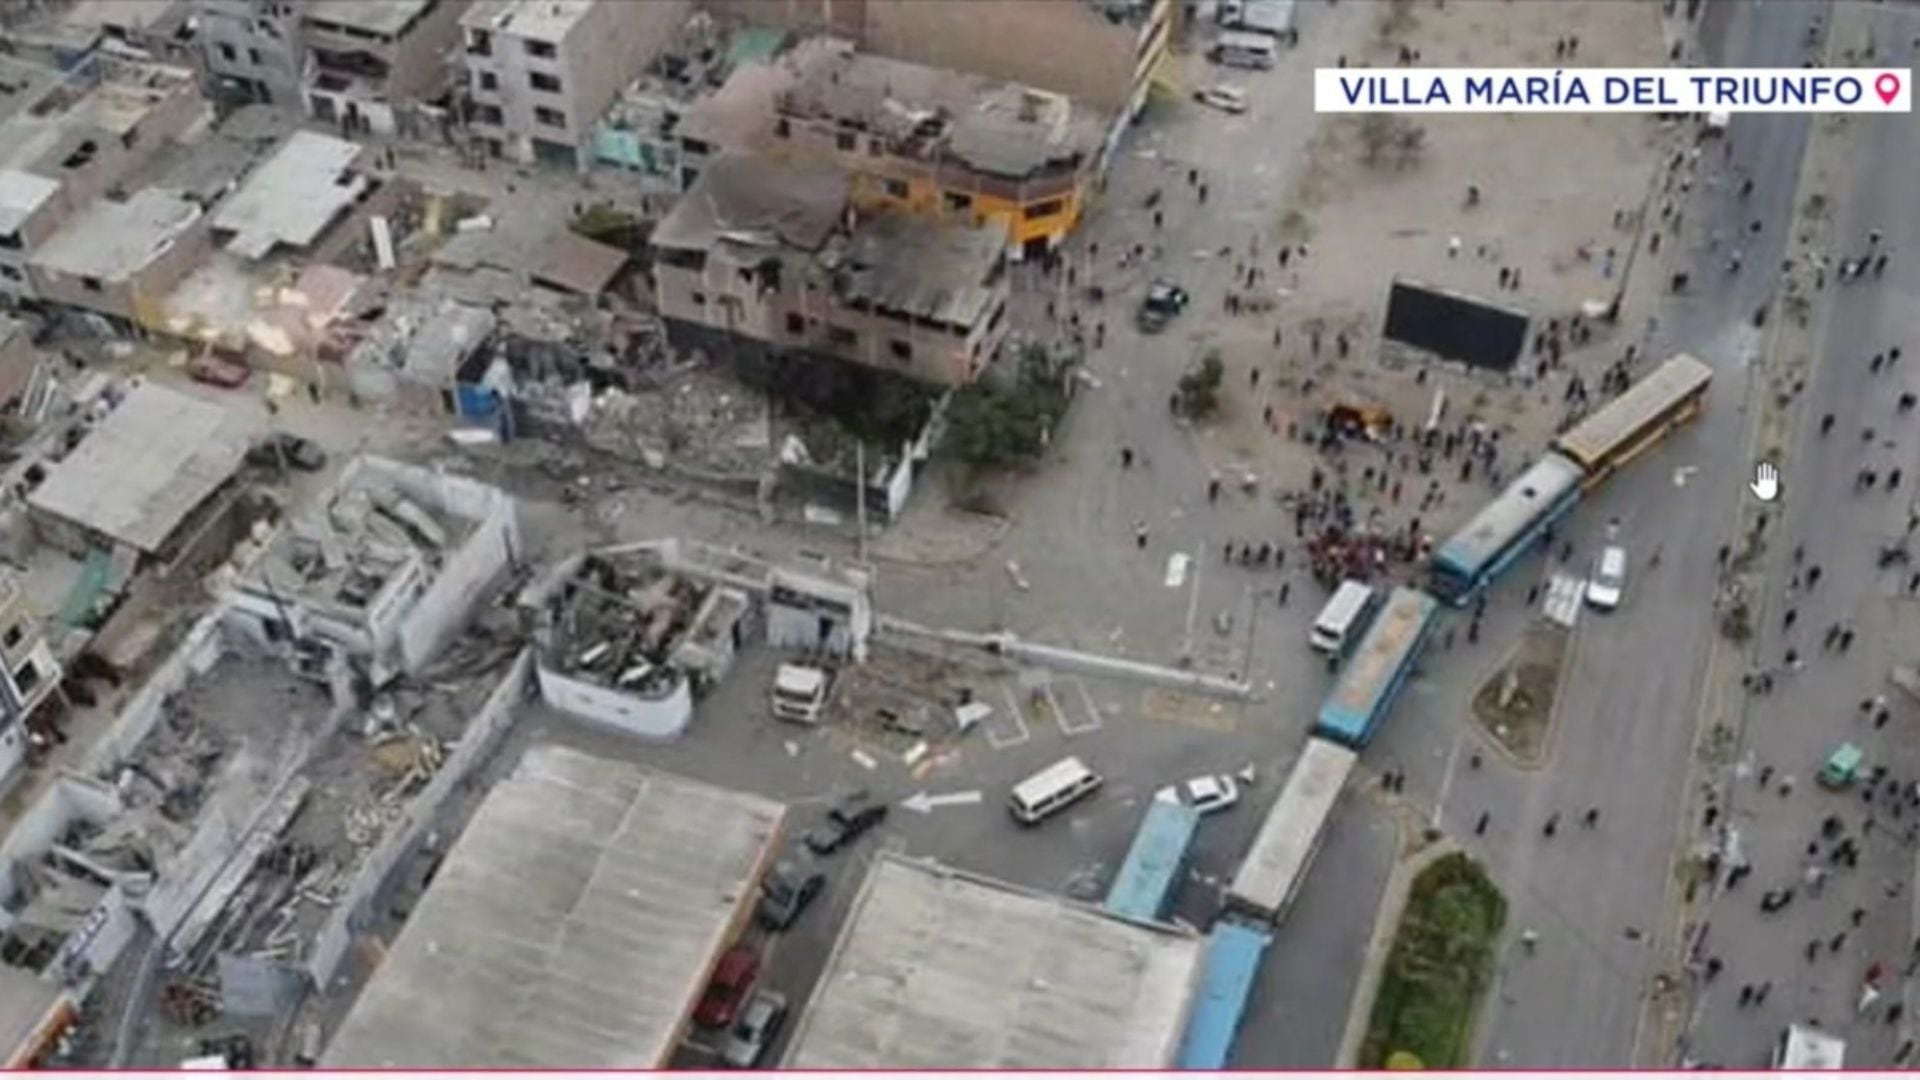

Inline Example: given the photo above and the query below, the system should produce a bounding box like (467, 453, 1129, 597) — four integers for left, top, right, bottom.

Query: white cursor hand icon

(1749, 461, 1780, 502)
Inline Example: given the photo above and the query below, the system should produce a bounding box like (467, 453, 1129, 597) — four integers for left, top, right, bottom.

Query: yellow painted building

(768, 38, 1107, 259)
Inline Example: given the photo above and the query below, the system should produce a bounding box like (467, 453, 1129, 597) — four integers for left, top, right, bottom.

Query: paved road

(1675, 0, 1920, 1067)
(1360, 0, 1831, 1067)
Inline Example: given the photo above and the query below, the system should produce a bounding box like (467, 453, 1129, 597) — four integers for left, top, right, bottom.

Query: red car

(694, 944, 761, 1028)
(187, 353, 250, 388)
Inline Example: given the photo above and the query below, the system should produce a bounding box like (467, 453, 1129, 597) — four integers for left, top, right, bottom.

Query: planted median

(1359, 852, 1508, 1069)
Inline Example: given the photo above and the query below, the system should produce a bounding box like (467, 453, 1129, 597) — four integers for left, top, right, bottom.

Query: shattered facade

(226, 455, 519, 687)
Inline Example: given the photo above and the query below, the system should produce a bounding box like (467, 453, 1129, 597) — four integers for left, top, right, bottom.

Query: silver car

(720, 988, 789, 1068)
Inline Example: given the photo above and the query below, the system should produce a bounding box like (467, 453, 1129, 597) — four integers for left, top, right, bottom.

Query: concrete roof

(0, 967, 66, 1063)
(322, 743, 785, 1068)
(0, 56, 65, 129)
(783, 854, 1205, 1068)
(212, 131, 368, 260)
(531, 231, 627, 296)
(651, 153, 849, 254)
(830, 215, 1002, 329)
(0, 170, 59, 237)
(29, 187, 201, 282)
(303, 0, 435, 38)
(462, 0, 596, 42)
(27, 381, 249, 554)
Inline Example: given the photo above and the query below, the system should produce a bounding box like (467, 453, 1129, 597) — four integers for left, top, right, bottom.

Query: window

(835, 130, 856, 151)
(1024, 198, 1066, 221)
(774, 118, 790, 139)
(690, 290, 706, 305)
(472, 103, 502, 125)
(882, 178, 909, 199)
(523, 38, 556, 59)
(868, 138, 883, 156)
(534, 106, 566, 129)
(889, 339, 913, 361)
(2, 625, 21, 650)
(785, 313, 805, 335)
(247, 47, 261, 65)
(0, 266, 20, 281)
(476, 70, 498, 91)
(217, 41, 237, 62)
(14, 660, 39, 695)
(466, 29, 492, 56)
(529, 71, 562, 93)
(0, 231, 18, 250)
(80, 276, 103, 293)
(944, 191, 972, 212)
(827, 325, 857, 347)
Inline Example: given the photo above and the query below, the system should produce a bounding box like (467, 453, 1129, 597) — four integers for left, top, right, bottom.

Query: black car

(757, 862, 826, 930)
(246, 433, 327, 472)
(1136, 280, 1190, 333)
(804, 796, 889, 855)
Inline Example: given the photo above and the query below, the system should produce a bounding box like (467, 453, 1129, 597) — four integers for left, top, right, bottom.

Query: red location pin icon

(1876, 72, 1902, 105)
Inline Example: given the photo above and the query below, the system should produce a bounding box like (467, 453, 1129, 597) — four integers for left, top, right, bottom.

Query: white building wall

(534, 664, 692, 739)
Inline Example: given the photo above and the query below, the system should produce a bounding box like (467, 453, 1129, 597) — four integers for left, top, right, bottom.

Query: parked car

(804, 793, 889, 855)
(1136, 280, 1191, 333)
(720, 988, 789, 1068)
(1193, 84, 1250, 114)
(245, 433, 328, 472)
(694, 944, 761, 1028)
(1155, 774, 1240, 815)
(757, 862, 826, 931)
(1586, 544, 1628, 610)
(187, 353, 250, 389)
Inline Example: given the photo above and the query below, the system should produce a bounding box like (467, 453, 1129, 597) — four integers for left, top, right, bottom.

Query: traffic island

(1357, 851, 1509, 1069)
(1470, 622, 1571, 766)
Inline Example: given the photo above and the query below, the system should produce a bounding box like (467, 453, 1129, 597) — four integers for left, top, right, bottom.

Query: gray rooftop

(0, 968, 65, 1063)
(0, 170, 59, 237)
(783, 854, 1205, 1068)
(303, 0, 436, 38)
(830, 215, 1003, 329)
(462, 0, 595, 42)
(322, 743, 784, 1068)
(29, 187, 202, 282)
(27, 381, 250, 554)
(212, 131, 368, 260)
(651, 152, 849, 254)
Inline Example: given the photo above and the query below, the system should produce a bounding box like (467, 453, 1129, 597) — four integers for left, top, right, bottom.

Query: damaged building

(521, 537, 868, 738)
(224, 455, 519, 688)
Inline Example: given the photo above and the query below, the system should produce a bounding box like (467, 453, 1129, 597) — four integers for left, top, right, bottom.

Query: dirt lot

(1471, 621, 1572, 764)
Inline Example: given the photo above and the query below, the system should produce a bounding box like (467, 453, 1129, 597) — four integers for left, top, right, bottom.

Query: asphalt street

(1364, 0, 1832, 1067)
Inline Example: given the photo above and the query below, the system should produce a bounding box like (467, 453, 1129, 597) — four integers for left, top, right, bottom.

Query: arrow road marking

(901, 789, 984, 814)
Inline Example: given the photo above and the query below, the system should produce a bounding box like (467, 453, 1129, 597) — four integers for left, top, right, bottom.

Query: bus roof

(1316, 589, 1435, 744)
(1225, 738, 1357, 920)
(1552, 353, 1713, 471)
(1175, 921, 1273, 1069)
(1104, 800, 1201, 921)
(1433, 453, 1584, 578)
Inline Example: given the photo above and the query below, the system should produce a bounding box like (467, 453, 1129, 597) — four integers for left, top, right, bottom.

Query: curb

(1334, 835, 1466, 1067)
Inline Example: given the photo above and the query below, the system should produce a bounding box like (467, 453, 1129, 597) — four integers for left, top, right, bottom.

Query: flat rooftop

(462, 0, 595, 42)
(322, 743, 785, 1067)
(829, 214, 1003, 329)
(651, 152, 849, 254)
(212, 131, 368, 260)
(0, 170, 58, 238)
(783, 854, 1205, 1068)
(26, 380, 250, 555)
(29, 187, 202, 283)
(304, 0, 436, 38)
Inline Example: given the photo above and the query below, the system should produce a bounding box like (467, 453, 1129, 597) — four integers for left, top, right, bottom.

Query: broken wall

(307, 648, 533, 986)
(533, 665, 694, 740)
(79, 608, 228, 777)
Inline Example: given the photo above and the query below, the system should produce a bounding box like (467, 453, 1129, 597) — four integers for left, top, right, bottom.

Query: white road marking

(989, 681, 1033, 749)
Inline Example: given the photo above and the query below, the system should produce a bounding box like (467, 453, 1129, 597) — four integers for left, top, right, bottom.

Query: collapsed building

(521, 538, 869, 739)
(224, 456, 520, 688)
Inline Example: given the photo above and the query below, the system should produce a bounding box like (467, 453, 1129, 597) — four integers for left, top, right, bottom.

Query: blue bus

(1313, 587, 1437, 749)
(1428, 453, 1584, 605)
(1103, 800, 1201, 922)
(1175, 919, 1273, 1069)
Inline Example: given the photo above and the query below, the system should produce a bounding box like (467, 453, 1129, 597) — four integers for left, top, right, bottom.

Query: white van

(1310, 580, 1378, 655)
(1009, 756, 1103, 824)
(1209, 30, 1277, 70)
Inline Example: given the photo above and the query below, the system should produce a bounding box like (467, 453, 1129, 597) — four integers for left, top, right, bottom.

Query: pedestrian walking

(1583, 807, 1600, 828)
(1543, 813, 1560, 838)
(1121, 447, 1134, 468)
(1784, 607, 1798, 629)
(1475, 811, 1490, 835)
(1135, 522, 1149, 549)
(1852, 906, 1867, 927)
